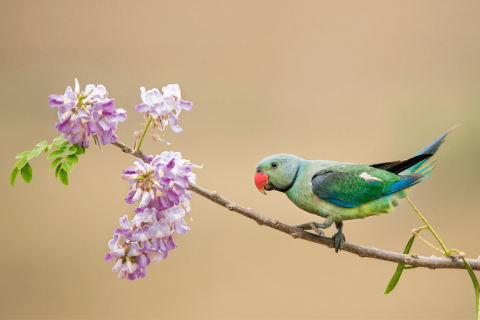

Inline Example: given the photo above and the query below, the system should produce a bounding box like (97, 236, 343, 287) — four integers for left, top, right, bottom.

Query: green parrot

(254, 126, 458, 252)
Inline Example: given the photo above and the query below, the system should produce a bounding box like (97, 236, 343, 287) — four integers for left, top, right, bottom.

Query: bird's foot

(331, 230, 345, 253)
(292, 222, 325, 237)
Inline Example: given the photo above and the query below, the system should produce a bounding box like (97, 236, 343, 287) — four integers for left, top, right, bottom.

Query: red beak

(254, 172, 269, 195)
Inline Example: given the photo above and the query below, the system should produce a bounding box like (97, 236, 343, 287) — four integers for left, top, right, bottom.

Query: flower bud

(80, 88, 94, 99)
(152, 134, 171, 145)
(74, 78, 80, 95)
(119, 269, 127, 279)
(139, 191, 152, 208)
(145, 164, 154, 174)
(133, 130, 142, 139)
(121, 174, 140, 180)
(458, 252, 466, 258)
(126, 257, 134, 274)
(134, 161, 147, 175)
(112, 259, 123, 273)
(412, 229, 419, 237)
(132, 188, 143, 202)
(110, 248, 126, 258)
(60, 109, 73, 121)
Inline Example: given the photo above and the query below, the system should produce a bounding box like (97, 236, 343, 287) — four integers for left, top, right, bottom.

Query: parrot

(254, 126, 458, 253)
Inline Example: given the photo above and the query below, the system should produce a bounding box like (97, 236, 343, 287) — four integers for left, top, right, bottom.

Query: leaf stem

(136, 118, 152, 151)
(407, 198, 479, 318)
(417, 235, 445, 254)
(415, 227, 445, 254)
(406, 196, 449, 255)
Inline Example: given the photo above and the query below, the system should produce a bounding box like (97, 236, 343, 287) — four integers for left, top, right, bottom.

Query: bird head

(254, 154, 303, 195)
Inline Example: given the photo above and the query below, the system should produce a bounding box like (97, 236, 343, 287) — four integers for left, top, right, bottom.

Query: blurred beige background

(1, 0, 479, 318)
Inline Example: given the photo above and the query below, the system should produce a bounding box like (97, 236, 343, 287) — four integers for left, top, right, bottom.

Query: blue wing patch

(373, 175, 429, 199)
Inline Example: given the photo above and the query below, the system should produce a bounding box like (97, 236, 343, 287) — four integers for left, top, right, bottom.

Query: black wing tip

(370, 154, 434, 174)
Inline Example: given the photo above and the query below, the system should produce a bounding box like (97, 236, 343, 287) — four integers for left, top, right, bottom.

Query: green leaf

(59, 141, 70, 149)
(15, 151, 30, 158)
(74, 144, 84, 155)
(34, 145, 46, 156)
(45, 143, 54, 153)
(16, 156, 28, 170)
(55, 163, 62, 179)
(27, 150, 37, 161)
(59, 169, 69, 186)
(66, 154, 79, 164)
(462, 258, 480, 320)
(53, 135, 63, 142)
(384, 236, 415, 294)
(49, 157, 63, 171)
(54, 141, 63, 148)
(47, 149, 65, 159)
(62, 161, 73, 172)
(36, 140, 48, 147)
(10, 167, 19, 187)
(65, 146, 77, 155)
(20, 162, 33, 184)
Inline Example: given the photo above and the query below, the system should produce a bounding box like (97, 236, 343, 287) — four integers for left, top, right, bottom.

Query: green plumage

(255, 126, 457, 224)
(284, 160, 410, 222)
(312, 164, 402, 204)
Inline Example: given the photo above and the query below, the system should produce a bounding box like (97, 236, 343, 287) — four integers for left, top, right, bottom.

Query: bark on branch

(112, 141, 480, 271)
(112, 142, 150, 162)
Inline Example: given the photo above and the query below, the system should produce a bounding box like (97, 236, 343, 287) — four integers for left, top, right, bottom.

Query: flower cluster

(106, 151, 200, 280)
(135, 84, 193, 134)
(123, 151, 198, 209)
(49, 79, 127, 147)
(104, 207, 188, 280)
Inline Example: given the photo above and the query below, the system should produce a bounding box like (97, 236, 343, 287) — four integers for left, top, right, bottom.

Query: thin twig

(112, 141, 149, 162)
(407, 196, 449, 254)
(111, 141, 480, 271)
(414, 227, 445, 254)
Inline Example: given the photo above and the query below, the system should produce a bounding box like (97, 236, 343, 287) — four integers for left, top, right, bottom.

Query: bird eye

(270, 162, 278, 169)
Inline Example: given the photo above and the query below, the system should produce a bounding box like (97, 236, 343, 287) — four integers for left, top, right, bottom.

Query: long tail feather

(401, 124, 459, 174)
(422, 167, 435, 176)
(417, 160, 436, 173)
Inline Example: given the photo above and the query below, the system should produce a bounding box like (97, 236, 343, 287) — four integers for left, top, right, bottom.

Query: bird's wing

(311, 164, 422, 208)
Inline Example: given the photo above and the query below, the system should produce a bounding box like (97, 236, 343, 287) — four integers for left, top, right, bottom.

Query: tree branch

(112, 141, 149, 162)
(111, 141, 480, 271)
